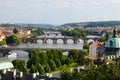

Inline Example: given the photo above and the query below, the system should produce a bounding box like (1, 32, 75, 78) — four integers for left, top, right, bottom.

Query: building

(104, 27, 120, 59)
(0, 33, 5, 41)
(89, 41, 104, 57)
(0, 62, 14, 79)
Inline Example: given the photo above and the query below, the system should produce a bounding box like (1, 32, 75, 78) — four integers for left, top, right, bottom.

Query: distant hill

(61, 21, 120, 28)
(0, 23, 54, 28)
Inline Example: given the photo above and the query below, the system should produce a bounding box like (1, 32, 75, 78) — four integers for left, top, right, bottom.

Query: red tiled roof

(92, 41, 104, 47)
(0, 33, 5, 37)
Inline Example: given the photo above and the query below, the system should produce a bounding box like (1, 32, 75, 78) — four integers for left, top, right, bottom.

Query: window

(110, 40, 113, 47)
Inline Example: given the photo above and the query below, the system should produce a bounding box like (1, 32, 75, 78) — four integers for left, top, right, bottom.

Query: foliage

(48, 59, 57, 71)
(31, 28, 45, 38)
(27, 49, 66, 73)
(16, 48, 88, 74)
(54, 58, 62, 68)
(0, 39, 6, 46)
(80, 49, 89, 56)
(61, 60, 120, 80)
(44, 64, 51, 73)
(98, 37, 106, 42)
(6, 34, 20, 45)
(68, 49, 80, 61)
(29, 65, 37, 73)
(83, 43, 89, 50)
(12, 59, 28, 73)
(36, 64, 44, 74)
(61, 29, 87, 37)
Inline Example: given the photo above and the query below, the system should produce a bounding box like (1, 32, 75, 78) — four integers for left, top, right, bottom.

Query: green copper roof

(0, 62, 13, 70)
(105, 38, 120, 48)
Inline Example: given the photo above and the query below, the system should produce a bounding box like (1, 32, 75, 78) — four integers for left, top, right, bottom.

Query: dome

(105, 38, 120, 48)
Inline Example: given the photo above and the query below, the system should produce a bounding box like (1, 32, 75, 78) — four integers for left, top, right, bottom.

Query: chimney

(36, 71, 39, 76)
(33, 73, 36, 79)
(3, 69, 6, 74)
(20, 72, 23, 78)
(13, 69, 16, 78)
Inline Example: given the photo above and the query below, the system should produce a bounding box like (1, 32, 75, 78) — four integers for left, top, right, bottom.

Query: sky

(0, 0, 120, 25)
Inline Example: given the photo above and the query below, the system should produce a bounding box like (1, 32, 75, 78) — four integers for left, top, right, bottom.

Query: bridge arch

(36, 39, 43, 44)
(67, 39, 74, 44)
(57, 39, 64, 44)
(78, 39, 84, 44)
(87, 39, 94, 44)
(46, 39, 53, 44)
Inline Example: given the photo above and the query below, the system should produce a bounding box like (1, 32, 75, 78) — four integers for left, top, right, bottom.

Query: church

(104, 27, 120, 59)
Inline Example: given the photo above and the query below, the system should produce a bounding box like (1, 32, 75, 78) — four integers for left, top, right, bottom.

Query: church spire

(113, 27, 118, 38)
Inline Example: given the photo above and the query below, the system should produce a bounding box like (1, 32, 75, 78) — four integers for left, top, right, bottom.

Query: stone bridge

(20, 37, 98, 44)
(0, 46, 82, 57)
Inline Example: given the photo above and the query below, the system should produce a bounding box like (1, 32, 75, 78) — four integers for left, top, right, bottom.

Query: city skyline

(0, 0, 120, 25)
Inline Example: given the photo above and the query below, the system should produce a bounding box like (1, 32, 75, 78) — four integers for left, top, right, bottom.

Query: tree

(39, 52, 48, 65)
(83, 43, 89, 50)
(48, 59, 57, 71)
(44, 64, 51, 73)
(98, 37, 106, 42)
(64, 57, 73, 65)
(6, 34, 20, 45)
(0, 39, 6, 46)
(36, 64, 44, 74)
(54, 58, 62, 68)
(12, 59, 28, 73)
(30, 65, 37, 73)
(68, 49, 80, 62)
(80, 49, 89, 56)
(77, 53, 85, 65)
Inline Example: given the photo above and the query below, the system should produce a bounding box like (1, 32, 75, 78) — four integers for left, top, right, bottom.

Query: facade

(0, 33, 5, 41)
(104, 27, 120, 59)
(89, 41, 104, 57)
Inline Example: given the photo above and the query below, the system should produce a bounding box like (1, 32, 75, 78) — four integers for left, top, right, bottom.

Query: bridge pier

(52, 37, 57, 44)
(73, 38, 78, 44)
(63, 36, 67, 44)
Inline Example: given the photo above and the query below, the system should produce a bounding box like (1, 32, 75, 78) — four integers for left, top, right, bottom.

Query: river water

(0, 34, 94, 62)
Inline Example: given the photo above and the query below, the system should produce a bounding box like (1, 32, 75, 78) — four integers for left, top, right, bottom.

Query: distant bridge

(45, 31, 61, 36)
(0, 46, 82, 57)
(20, 36, 98, 44)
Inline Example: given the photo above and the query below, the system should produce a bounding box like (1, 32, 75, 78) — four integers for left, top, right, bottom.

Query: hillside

(61, 21, 120, 28)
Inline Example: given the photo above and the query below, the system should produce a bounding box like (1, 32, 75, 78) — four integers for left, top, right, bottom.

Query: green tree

(39, 52, 48, 65)
(68, 49, 80, 62)
(0, 39, 6, 46)
(36, 64, 44, 74)
(44, 64, 51, 73)
(6, 34, 20, 45)
(98, 37, 106, 42)
(30, 65, 37, 73)
(12, 59, 28, 73)
(64, 57, 73, 65)
(80, 49, 89, 56)
(77, 53, 85, 65)
(48, 59, 57, 71)
(83, 43, 89, 50)
(54, 58, 62, 68)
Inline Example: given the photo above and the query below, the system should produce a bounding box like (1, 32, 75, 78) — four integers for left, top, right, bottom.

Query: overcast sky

(0, 0, 120, 25)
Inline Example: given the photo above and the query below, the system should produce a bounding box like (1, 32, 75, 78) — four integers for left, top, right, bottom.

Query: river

(0, 34, 94, 62)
